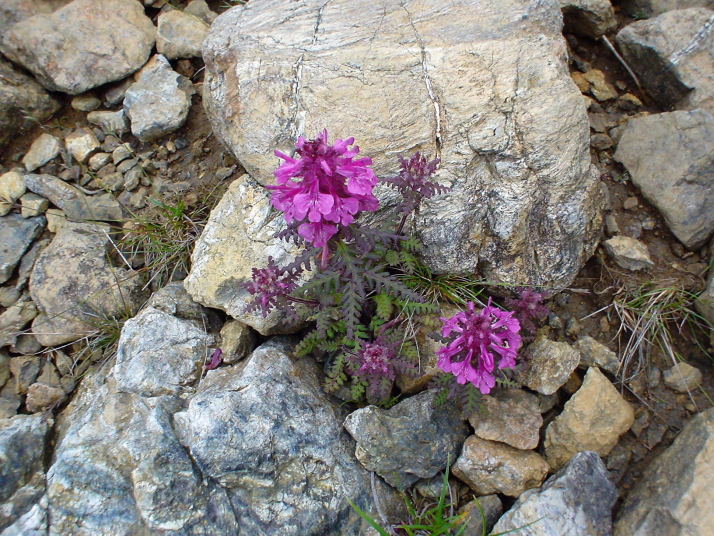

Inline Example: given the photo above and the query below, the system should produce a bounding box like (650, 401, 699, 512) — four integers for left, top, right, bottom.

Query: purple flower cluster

(243, 257, 297, 316)
(437, 300, 522, 394)
(268, 130, 380, 248)
(505, 288, 549, 338)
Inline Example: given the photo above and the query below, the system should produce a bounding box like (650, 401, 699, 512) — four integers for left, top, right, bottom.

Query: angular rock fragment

(0, 0, 156, 94)
(574, 335, 620, 375)
(0, 214, 45, 284)
(544, 367, 634, 468)
(616, 8, 714, 111)
(614, 408, 714, 536)
(615, 109, 714, 249)
(29, 222, 146, 346)
(559, 0, 617, 38)
(24, 174, 123, 222)
(157, 9, 210, 59)
(22, 134, 61, 172)
(124, 55, 194, 141)
(453, 435, 550, 497)
(663, 361, 703, 392)
(493, 451, 617, 536)
(343, 390, 468, 490)
(515, 337, 581, 395)
(469, 389, 542, 450)
(604, 236, 655, 271)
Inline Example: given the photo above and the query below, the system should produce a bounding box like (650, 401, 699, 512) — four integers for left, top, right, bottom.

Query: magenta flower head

(437, 299, 522, 395)
(505, 288, 549, 338)
(267, 130, 380, 249)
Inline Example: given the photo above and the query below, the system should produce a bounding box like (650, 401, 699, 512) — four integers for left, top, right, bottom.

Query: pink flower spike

(269, 130, 380, 248)
(436, 300, 522, 395)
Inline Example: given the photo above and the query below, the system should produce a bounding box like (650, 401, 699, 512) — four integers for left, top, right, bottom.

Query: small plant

(348, 462, 529, 535)
(120, 188, 220, 290)
(598, 281, 712, 382)
(245, 130, 525, 405)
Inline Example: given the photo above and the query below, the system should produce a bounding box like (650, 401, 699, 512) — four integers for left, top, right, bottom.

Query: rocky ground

(0, 0, 713, 535)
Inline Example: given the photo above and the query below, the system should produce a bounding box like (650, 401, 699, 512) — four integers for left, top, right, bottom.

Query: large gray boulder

(493, 451, 617, 536)
(175, 339, 400, 535)
(201, 0, 604, 289)
(0, 0, 155, 95)
(616, 8, 714, 112)
(615, 109, 714, 249)
(0, 58, 60, 148)
(614, 408, 714, 536)
(29, 222, 146, 346)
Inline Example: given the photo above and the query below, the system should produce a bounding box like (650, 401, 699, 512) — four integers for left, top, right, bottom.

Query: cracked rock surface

(201, 0, 603, 290)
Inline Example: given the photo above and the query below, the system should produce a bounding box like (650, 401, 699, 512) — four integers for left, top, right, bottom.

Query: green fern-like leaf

(402, 236, 423, 253)
(294, 328, 322, 357)
(373, 293, 394, 320)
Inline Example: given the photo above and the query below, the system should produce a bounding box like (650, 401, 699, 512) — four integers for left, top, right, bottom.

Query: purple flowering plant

(245, 130, 530, 406)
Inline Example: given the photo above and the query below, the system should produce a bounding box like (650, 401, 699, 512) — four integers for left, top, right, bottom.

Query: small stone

(605, 214, 620, 235)
(12, 334, 42, 355)
(65, 128, 100, 163)
(88, 152, 112, 171)
(101, 135, 121, 153)
(19, 193, 49, 218)
(128, 187, 148, 209)
(565, 316, 582, 337)
(0, 297, 38, 348)
(604, 236, 655, 271)
(515, 336, 581, 395)
(544, 367, 635, 469)
(560, 0, 617, 38)
(469, 389, 542, 450)
(571, 71, 590, 93)
(123, 54, 195, 141)
(219, 320, 256, 364)
(0, 214, 45, 284)
(458, 495, 503, 536)
(70, 94, 101, 112)
(45, 209, 66, 233)
(343, 390, 469, 490)
(617, 93, 642, 111)
(494, 451, 617, 536)
(116, 158, 139, 174)
(574, 336, 620, 375)
(185, 0, 218, 24)
(0, 287, 21, 308)
(9, 355, 41, 394)
(25, 382, 65, 412)
(0, 396, 21, 418)
(583, 69, 619, 101)
(22, 133, 61, 172)
(157, 10, 210, 60)
(615, 109, 714, 249)
(122, 167, 143, 192)
(663, 362, 703, 393)
(623, 196, 639, 210)
(453, 436, 550, 497)
(591, 133, 614, 150)
(24, 174, 123, 222)
(112, 143, 134, 165)
(87, 109, 130, 136)
(103, 78, 134, 107)
(0, 171, 26, 216)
